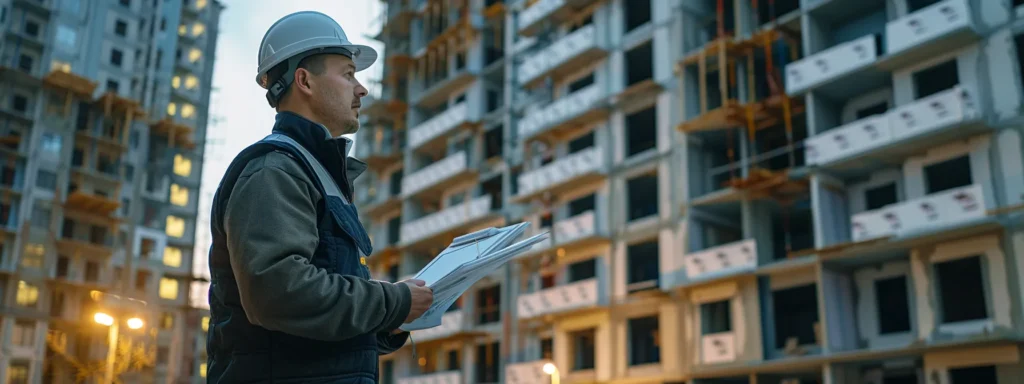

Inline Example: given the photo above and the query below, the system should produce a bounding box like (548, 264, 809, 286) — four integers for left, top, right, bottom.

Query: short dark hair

(266, 53, 329, 109)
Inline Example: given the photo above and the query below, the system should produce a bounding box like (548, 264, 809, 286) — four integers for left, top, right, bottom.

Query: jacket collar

(271, 111, 367, 189)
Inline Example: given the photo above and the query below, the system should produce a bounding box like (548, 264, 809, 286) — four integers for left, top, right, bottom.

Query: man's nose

(354, 83, 368, 98)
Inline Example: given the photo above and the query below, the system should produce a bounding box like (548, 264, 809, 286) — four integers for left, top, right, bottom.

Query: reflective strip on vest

(263, 133, 350, 205)
(262, 133, 367, 258)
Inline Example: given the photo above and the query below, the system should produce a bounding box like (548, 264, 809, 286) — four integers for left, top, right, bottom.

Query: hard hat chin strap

(265, 47, 354, 108)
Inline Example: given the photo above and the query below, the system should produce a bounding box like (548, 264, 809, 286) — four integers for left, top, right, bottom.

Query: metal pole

(103, 322, 119, 384)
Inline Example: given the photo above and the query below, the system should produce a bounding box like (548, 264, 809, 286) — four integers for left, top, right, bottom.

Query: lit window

(196, 0, 208, 9)
(170, 184, 188, 206)
(185, 75, 199, 89)
(163, 246, 182, 267)
(158, 277, 178, 300)
(51, 60, 71, 73)
(172, 75, 181, 89)
(188, 48, 202, 63)
(16, 281, 39, 306)
(165, 216, 185, 238)
(178, 24, 187, 36)
(167, 102, 177, 116)
(181, 103, 195, 118)
(191, 22, 205, 37)
(21, 244, 45, 269)
(173, 154, 192, 177)
(7, 363, 28, 383)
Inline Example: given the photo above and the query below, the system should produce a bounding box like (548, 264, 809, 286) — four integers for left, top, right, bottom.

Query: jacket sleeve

(223, 156, 412, 341)
(376, 331, 410, 355)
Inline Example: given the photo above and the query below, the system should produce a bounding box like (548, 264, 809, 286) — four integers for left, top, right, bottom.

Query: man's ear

(292, 68, 315, 98)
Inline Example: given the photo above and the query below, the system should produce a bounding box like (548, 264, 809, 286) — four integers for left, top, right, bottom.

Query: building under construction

(361, 0, 1024, 383)
(0, 0, 222, 382)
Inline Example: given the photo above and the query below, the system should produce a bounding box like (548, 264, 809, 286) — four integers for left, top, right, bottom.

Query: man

(206, 11, 433, 383)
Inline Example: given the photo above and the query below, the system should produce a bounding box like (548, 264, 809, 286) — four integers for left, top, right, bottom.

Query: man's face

(309, 55, 368, 137)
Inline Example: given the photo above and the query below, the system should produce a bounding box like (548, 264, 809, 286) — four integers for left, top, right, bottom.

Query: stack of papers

(399, 222, 549, 332)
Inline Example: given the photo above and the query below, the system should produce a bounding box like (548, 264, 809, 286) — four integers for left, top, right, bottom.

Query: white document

(399, 222, 549, 332)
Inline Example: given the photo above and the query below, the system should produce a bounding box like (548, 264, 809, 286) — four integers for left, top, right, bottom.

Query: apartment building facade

(0, 0, 221, 382)
(361, 0, 1024, 383)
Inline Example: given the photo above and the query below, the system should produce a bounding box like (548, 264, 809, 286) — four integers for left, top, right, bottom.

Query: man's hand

(400, 279, 433, 324)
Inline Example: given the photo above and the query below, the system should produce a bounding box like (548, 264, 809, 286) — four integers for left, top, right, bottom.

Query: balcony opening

(474, 341, 500, 383)
(476, 284, 501, 324)
(567, 258, 596, 282)
(691, 131, 737, 196)
(769, 199, 815, 260)
(567, 13, 594, 33)
(568, 194, 595, 217)
(570, 328, 596, 370)
(625, 105, 657, 157)
(56, 256, 69, 278)
(808, 1, 885, 53)
(568, 131, 594, 153)
(626, 41, 653, 88)
(936, 255, 988, 323)
(701, 299, 731, 334)
(486, 89, 501, 112)
(482, 176, 503, 210)
(865, 182, 898, 210)
(71, 148, 84, 167)
(89, 225, 107, 245)
(567, 72, 594, 94)
(446, 348, 461, 370)
(923, 154, 971, 194)
(693, 215, 742, 256)
(623, 0, 650, 32)
(510, 167, 521, 195)
(875, 275, 912, 334)
(626, 239, 659, 293)
(540, 337, 553, 360)
(772, 283, 819, 352)
(754, 0, 799, 26)
(389, 169, 403, 197)
(912, 59, 958, 100)
(448, 191, 466, 207)
(628, 315, 660, 365)
(948, 365, 997, 383)
(484, 127, 503, 159)
(907, 0, 942, 13)
(387, 216, 401, 246)
(84, 261, 99, 282)
(454, 50, 467, 72)
(627, 173, 658, 221)
(749, 120, 808, 176)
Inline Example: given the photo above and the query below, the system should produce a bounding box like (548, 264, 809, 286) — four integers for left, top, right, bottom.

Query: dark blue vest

(206, 126, 378, 383)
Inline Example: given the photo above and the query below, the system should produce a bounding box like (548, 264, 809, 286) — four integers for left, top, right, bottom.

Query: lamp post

(94, 311, 145, 384)
(542, 362, 560, 384)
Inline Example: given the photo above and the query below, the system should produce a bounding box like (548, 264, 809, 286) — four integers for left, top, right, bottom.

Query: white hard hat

(256, 11, 377, 107)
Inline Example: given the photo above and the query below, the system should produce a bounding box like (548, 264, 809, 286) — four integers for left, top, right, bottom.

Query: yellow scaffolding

(675, 0, 806, 192)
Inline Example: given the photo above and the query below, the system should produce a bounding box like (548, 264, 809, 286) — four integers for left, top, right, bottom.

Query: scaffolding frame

(675, 0, 813, 259)
(676, 0, 807, 192)
(417, 0, 475, 90)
